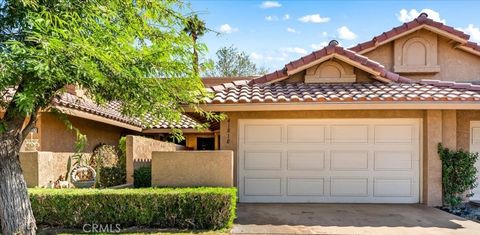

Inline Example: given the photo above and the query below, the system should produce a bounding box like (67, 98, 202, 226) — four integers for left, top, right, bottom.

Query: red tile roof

(206, 81, 480, 104)
(249, 40, 412, 85)
(349, 12, 471, 53)
(54, 93, 199, 129)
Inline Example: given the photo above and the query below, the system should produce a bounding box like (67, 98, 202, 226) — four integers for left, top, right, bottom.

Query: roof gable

(250, 41, 412, 84)
(349, 12, 480, 57)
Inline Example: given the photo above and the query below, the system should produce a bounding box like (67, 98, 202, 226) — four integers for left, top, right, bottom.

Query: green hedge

(29, 187, 237, 230)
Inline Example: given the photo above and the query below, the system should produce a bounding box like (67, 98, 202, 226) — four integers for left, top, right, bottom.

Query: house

(18, 77, 254, 153)
(192, 13, 480, 206)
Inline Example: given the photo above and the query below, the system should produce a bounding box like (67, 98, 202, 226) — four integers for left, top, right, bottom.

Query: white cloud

(281, 47, 308, 54)
(250, 52, 263, 60)
(397, 9, 445, 23)
(260, 1, 281, 9)
(250, 52, 287, 61)
(337, 26, 357, 40)
(283, 14, 290, 20)
(311, 42, 329, 50)
(265, 15, 279, 21)
(321, 31, 328, 37)
(218, 24, 239, 34)
(286, 27, 297, 33)
(298, 14, 330, 23)
(458, 24, 480, 42)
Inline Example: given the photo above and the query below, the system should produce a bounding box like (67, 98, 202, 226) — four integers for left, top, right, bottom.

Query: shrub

(91, 143, 127, 188)
(133, 166, 151, 188)
(97, 166, 127, 188)
(29, 187, 237, 230)
(438, 143, 478, 208)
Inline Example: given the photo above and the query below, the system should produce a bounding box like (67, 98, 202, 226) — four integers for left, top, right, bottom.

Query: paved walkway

(232, 203, 480, 234)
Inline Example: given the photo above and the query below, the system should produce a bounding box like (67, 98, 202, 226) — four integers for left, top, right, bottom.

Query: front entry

(238, 119, 421, 203)
(470, 121, 480, 201)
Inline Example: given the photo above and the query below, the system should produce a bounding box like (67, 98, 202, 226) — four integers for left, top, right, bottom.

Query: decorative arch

(393, 31, 440, 73)
(402, 37, 429, 66)
(305, 60, 355, 83)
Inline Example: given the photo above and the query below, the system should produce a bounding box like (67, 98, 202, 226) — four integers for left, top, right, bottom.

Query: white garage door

(238, 119, 420, 203)
(470, 121, 480, 201)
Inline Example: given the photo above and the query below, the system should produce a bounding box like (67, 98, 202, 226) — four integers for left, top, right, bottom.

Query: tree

(183, 14, 207, 74)
(205, 46, 269, 77)
(0, 1, 214, 234)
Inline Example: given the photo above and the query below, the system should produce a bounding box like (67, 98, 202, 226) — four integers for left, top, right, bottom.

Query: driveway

(232, 203, 480, 234)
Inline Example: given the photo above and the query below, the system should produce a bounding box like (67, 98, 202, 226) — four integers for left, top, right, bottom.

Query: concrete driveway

(232, 203, 480, 235)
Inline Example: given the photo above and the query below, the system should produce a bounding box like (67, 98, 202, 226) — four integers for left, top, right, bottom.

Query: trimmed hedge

(29, 187, 237, 230)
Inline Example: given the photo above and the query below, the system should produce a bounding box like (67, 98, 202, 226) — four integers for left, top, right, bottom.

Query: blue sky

(188, 0, 480, 71)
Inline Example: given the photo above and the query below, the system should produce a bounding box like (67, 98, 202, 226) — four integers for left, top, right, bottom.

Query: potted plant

(67, 153, 96, 188)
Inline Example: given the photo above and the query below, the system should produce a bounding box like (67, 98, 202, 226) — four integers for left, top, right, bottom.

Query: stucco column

(423, 110, 443, 206)
(442, 110, 457, 149)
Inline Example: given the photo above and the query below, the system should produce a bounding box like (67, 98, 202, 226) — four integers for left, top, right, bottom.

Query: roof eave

(54, 106, 143, 132)
(192, 102, 480, 112)
(354, 24, 469, 55)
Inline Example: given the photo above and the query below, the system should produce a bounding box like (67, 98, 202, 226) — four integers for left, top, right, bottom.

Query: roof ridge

(419, 79, 480, 91)
(249, 42, 412, 85)
(349, 12, 471, 53)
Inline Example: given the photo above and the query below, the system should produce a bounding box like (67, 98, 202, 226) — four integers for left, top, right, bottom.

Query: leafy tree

(205, 46, 269, 77)
(184, 14, 207, 74)
(0, 0, 215, 234)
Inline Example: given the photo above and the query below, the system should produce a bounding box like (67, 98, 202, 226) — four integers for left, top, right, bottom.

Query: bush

(29, 187, 237, 230)
(438, 143, 479, 208)
(133, 166, 151, 188)
(97, 166, 127, 188)
(91, 143, 127, 188)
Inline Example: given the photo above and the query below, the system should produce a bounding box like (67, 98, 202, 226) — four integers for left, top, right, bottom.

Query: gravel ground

(439, 201, 480, 222)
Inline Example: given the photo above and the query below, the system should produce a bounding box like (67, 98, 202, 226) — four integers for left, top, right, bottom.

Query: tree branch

(20, 106, 40, 142)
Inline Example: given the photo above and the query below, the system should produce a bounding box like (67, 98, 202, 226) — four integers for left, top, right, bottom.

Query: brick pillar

(423, 110, 443, 206)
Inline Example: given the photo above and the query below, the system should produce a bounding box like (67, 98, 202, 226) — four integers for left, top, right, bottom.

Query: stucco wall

(364, 29, 480, 82)
(39, 112, 130, 152)
(457, 110, 480, 151)
(125, 135, 183, 184)
(20, 151, 89, 187)
(218, 110, 467, 206)
(151, 151, 234, 187)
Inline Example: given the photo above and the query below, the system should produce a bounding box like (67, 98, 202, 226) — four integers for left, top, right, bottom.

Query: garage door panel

(287, 178, 324, 196)
(330, 178, 369, 196)
(374, 151, 413, 170)
(244, 125, 282, 143)
(287, 125, 325, 143)
(374, 125, 414, 144)
(244, 178, 281, 196)
(287, 151, 325, 170)
(239, 119, 420, 203)
(244, 151, 282, 170)
(374, 178, 413, 197)
(331, 151, 369, 170)
(331, 125, 368, 143)
(472, 127, 480, 144)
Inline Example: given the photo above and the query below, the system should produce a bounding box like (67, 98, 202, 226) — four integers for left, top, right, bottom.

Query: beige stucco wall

(38, 112, 130, 152)
(151, 151, 234, 187)
(364, 29, 480, 82)
(125, 135, 183, 184)
(20, 151, 88, 187)
(217, 110, 476, 206)
(457, 110, 480, 151)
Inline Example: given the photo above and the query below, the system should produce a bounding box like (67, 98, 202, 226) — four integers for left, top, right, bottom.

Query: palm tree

(184, 15, 206, 74)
